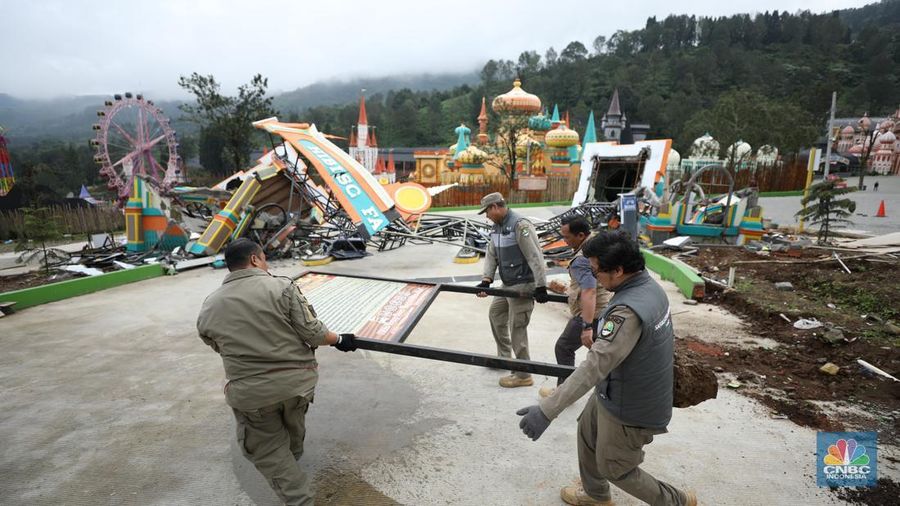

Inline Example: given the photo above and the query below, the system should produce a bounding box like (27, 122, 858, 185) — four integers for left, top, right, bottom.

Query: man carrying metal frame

(475, 192, 549, 388)
(516, 231, 697, 506)
(197, 238, 357, 505)
(541, 215, 610, 398)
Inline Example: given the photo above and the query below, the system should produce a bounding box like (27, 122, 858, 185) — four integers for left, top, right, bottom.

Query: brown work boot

(684, 490, 698, 506)
(560, 486, 612, 505)
(499, 374, 533, 388)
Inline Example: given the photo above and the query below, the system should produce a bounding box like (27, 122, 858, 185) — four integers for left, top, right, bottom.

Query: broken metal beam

(355, 337, 576, 378)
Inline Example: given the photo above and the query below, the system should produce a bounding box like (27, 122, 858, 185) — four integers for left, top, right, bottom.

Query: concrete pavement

(1, 206, 897, 505)
(760, 175, 900, 236)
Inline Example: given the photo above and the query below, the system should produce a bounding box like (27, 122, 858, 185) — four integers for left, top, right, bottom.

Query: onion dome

(545, 125, 579, 148)
(756, 145, 778, 163)
(690, 132, 719, 159)
(859, 113, 872, 131)
(666, 148, 681, 167)
(841, 125, 855, 135)
(456, 144, 488, 165)
(492, 79, 542, 115)
(529, 114, 552, 131)
(726, 140, 752, 160)
(878, 130, 896, 147)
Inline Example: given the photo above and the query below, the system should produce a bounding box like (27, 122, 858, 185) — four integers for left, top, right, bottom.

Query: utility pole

(823, 92, 836, 178)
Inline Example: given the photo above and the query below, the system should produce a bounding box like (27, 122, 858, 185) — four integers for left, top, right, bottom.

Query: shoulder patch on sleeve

(599, 314, 625, 341)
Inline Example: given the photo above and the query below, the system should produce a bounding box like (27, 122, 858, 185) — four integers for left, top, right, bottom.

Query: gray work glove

(516, 405, 551, 441)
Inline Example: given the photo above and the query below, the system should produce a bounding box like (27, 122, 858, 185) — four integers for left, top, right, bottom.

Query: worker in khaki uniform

(542, 216, 610, 398)
(197, 238, 357, 506)
(475, 192, 548, 388)
(516, 231, 697, 506)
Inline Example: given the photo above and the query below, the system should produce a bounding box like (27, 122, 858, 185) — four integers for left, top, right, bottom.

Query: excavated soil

(668, 246, 900, 504)
(673, 351, 718, 408)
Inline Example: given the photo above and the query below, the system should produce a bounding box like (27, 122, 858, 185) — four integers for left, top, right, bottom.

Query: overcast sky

(1, 0, 875, 100)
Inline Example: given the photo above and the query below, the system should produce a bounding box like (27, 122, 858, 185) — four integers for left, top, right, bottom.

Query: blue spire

(454, 123, 471, 158)
(550, 104, 560, 123)
(583, 111, 597, 145)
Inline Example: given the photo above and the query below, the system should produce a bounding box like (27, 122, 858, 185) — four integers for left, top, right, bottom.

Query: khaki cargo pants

(489, 282, 535, 379)
(233, 396, 313, 506)
(577, 395, 688, 505)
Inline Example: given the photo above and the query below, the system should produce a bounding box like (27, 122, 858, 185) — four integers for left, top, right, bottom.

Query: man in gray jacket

(475, 192, 548, 388)
(515, 231, 697, 506)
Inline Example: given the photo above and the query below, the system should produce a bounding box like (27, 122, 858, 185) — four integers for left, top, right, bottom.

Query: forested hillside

(303, 1, 900, 154)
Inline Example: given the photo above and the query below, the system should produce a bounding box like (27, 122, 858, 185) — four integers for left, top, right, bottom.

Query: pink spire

(374, 155, 385, 174)
(387, 151, 395, 173)
(368, 128, 378, 147)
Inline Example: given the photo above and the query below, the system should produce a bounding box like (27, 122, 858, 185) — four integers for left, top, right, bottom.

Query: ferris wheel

(91, 92, 182, 205)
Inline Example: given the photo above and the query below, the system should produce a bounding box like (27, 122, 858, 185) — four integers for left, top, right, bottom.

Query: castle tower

(601, 89, 624, 142)
(348, 92, 379, 173)
(386, 150, 396, 183)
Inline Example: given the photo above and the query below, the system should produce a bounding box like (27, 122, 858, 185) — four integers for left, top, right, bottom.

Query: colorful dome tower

(492, 79, 542, 115)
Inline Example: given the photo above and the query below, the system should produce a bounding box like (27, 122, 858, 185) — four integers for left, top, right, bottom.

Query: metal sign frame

(295, 270, 576, 377)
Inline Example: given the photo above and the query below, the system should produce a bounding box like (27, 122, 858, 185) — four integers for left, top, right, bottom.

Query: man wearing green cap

(475, 192, 548, 388)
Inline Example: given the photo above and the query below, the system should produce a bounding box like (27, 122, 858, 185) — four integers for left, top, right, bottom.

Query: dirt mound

(832, 478, 900, 506)
(673, 352, 718, 408)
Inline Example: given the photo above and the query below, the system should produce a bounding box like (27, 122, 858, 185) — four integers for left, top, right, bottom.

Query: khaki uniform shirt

(483, 217, 547, 287)
(197, 268, 329, 411)
(540, 306, 642, 419)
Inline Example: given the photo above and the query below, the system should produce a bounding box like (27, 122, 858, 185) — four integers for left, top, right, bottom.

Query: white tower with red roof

(349, 92, 379, 173)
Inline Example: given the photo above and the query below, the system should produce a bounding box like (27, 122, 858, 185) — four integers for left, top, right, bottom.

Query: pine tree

(795, 179, 857, 244)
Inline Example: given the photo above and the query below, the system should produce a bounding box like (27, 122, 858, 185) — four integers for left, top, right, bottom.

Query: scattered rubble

(819, 363, 840, 375)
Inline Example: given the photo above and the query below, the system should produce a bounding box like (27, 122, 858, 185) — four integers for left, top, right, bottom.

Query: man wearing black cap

(476, 192, 548, 388)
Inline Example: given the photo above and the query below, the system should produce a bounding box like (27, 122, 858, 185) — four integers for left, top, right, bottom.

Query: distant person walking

(874, 181, 879, 192)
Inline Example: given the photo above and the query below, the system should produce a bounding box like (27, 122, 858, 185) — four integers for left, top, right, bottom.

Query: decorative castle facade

(409, 79, 594, 188)
(833, 109, 900, 175)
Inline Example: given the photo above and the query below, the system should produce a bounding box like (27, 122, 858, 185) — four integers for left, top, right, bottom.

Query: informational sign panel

(295, 272, 439, 342)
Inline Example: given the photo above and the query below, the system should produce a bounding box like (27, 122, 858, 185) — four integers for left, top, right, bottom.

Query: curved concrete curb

(0, 264, 165, 311)
(641, 249, 705, 300)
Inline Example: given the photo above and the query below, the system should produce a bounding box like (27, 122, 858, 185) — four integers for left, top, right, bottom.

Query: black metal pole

(438, 283, 567, 303)
(355, 338, 576, 378)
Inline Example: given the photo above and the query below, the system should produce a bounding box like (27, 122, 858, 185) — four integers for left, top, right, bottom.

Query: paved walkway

(2, 206, 897, 505)
(761, 175, 900, 236)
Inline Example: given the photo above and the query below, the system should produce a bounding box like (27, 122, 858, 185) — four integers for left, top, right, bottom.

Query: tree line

(300, 3, 899, 158)
(4, 1, 898, 207)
